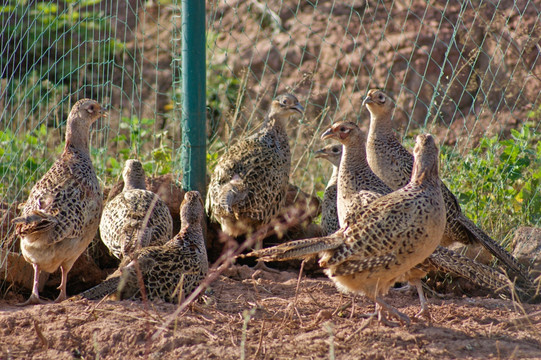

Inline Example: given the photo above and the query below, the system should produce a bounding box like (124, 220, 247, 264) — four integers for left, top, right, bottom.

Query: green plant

(441, 123, 540, 243)
(94, 116, 173, 184)
(206, 31, 241, 142)
(0, 125, 60, 201)
(1, 0, 125, 85)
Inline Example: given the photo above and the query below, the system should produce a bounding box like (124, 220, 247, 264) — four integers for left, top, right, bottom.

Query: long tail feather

(79, 277, 120, 300)
(457, 216, 533, 287)
(421, 246, 534, 302)
(245, 235, 343, 261)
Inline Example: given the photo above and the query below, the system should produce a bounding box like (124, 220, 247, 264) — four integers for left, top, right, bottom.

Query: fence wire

(1, 0, 540, 259)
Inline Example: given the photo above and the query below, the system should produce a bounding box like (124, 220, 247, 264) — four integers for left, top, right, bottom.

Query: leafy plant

(206, 31, 241, 142)
(441, 123, 540, 243)
(94, 116, 173, 184)
(1, 0, 125, 85)
(0, 125, 60, 201)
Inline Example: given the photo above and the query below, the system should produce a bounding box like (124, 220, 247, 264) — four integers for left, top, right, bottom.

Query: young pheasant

(206, 94, 304, 237)
(314, 144, 342, 235)
(99, 159, 173, 260)
(322, 122, 523, 316)
(250, 134, 446, 326)
(321, 123, 389, 227)
(80, 191, 208, 303)
(363, 89, 533, 289)
(12, 99, 105, 305)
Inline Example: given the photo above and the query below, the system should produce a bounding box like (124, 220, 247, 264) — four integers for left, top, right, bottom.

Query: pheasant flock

(10, 90, 537, 328)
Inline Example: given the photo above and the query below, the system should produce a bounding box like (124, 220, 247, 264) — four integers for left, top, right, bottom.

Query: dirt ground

(2, 265, 541, 360)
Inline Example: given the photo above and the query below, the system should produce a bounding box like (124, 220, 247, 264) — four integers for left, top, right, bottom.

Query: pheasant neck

(264, 115, 287, 134)
(124, 177, 146, 191)
(410, 154, 439, 187)
(328, 164, 339, 188)
(65, 116, 91, 152)
(338, 141, 370, 194)
(172, 225, 203, 247)
(368, 112, 396, 144)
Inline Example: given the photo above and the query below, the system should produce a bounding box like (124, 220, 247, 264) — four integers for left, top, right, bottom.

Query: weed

(442, 123, 540, 243)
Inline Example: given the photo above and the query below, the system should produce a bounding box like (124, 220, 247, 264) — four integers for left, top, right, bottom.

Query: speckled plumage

(321, 121, 523, 316)
(363, 89, 533, 289)
(314, 144, 342, 235)
(13, 99, 105, 305)
(250, 135, 446, 326)
(321, 122, 391, 228)
(99, 159, 173, 260)
(81, 191, 208, 303)
(206, 94, 304, 236)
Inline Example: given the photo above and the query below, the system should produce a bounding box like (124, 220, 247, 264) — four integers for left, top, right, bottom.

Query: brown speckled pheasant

(80, 191, 208, 303)
(321, 121, 522, 316)
(249, 134, 446, 326)
(12, 99, 105, 305)
(206, 94, 304, 237)
(321, 122, 389, 227)
(314, 144, 342, 235)
(363, 89, 533, 289)
(99, 159, 173, 260)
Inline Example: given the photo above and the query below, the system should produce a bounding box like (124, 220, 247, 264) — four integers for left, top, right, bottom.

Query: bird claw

(54, 293, 67, 303)
(17, 294, 49, 306)
(391, 283, 414, 294)
(374, 297, 411, 326)
(253, 261, 281, 274)
(414, 307, 432, 322)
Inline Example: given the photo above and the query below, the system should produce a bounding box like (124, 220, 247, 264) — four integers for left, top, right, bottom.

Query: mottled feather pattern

(364, 89, 532, 287)
(325, 183, 444, 268)
(17, 145, 102, 244)
(206, 94, 304, 236)
(81, 191, 208, 304)
(100, 189, 172, 259)
(246, 235, 343, 261)
(423, 246, 515, 294)
(314, 144, 341, 235)
(13, 99, 105, 304)
(211, 133, 290, 221)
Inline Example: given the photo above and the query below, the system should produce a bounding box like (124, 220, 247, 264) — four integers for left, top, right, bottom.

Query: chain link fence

(1, 0, 540, 259)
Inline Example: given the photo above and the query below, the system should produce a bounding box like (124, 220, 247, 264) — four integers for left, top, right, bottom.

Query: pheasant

(363, 89, 534, 290)
(80, 191, 208, 303)
(99, 159, 173, 260)
(321, 121, 520, 317)
(314, 144, 342, 235)
(206, 94, 304, 237)
(249, 134, 446, 326)
(12, 99, 105, 305)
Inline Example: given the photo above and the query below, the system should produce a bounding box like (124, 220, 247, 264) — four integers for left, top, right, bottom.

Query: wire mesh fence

(1, 0, 540, 260)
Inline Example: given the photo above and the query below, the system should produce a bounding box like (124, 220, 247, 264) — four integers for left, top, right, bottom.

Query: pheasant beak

(321, 127, 336, 140)
(292, 103, 304, 114)
(314, 149, 327, 159)
(362, 95, 373, 106)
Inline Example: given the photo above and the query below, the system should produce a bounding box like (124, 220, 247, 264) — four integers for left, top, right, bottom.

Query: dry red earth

(2, 265, 541, 359)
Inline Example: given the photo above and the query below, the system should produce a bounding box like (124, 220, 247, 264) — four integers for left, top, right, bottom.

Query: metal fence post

(181, 0, 206, 196)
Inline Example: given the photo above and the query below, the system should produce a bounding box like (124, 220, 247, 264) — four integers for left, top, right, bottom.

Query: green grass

(442, 123, 540, 243)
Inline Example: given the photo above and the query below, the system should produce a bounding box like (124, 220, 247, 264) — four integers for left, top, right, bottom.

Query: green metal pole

(181, 0, 206, 196)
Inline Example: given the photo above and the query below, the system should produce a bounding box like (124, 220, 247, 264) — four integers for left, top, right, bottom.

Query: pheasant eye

(340, 127, 346, 132)
(379, 95, 386, 103)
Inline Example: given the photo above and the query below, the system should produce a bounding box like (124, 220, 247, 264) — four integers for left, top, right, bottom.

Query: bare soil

(2, 265, 541, 360)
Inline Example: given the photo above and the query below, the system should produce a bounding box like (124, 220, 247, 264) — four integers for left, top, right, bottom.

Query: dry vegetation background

(1, 0, 541, 358)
